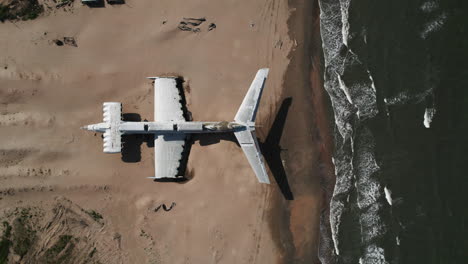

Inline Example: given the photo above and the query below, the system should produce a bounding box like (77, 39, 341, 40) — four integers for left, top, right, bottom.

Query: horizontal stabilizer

(234, 130, 270, 184)
(102, 102, 122, 153)
(235, 68, 269, 123)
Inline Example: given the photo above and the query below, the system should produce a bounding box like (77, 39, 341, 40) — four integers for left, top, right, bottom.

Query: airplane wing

(234, 68, 269, 123)
(152, 77, 186, 122)
(234, 130, 270, 183)
(151, 134, 187, 179)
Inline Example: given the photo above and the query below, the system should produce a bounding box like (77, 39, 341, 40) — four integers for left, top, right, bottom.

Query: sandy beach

(0, 0, 332, 263)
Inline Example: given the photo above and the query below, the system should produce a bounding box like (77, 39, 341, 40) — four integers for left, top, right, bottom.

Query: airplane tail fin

(234, 68, 269, 123)
(234, 130, 270, 183)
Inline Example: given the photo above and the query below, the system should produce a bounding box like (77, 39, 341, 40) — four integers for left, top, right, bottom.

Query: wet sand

(266, 0, 334, 263)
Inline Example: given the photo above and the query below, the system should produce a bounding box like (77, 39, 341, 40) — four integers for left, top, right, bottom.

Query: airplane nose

(80, 125, 90, 130)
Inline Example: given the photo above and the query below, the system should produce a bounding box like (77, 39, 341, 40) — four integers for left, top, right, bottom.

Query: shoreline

(268, 0, 335, 263)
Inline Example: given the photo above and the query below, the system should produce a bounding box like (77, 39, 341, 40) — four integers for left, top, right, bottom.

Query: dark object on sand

(53, 37, 77, 47)
(55, 0, 73, 8)
(178, 23, 192, 31)
(53, 39, 64, 46)
(154, 202, 176, 212)
(183, 17, 206, 26)
(106, 0, 125, 5)
(208, 23, 216, 31)
(63, 37, 77, 47)
(178, 17, 206, 32)
(81, 0, 104, 8)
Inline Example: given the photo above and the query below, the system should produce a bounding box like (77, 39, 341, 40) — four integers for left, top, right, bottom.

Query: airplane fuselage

(81, 68, 270, 183)
(83, 121, 254, 134)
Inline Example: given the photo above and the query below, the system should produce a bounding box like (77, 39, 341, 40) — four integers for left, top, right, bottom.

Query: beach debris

(208, 23, 216, 31)
(107, 0, 125, 5)
(183, 17, 206, 26)
(249, 22, 255, 27)
(63, 37, 77, 47)
(275, 39, 283, 49)
(178, 17, 206, 32)
(162, 20, 167, 25)
(53, 39, 64, 46)
(81, 0, 105, 8)
(154, 202, 176, 212)
(52, 37, 77, 47)
(55, 0, 74, 8)
(178, 23, 192, 31)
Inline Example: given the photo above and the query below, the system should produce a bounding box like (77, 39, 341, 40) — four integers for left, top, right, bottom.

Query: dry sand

(0, 0, 331, 263)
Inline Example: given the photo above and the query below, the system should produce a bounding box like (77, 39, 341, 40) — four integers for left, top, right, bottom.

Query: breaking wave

(317, 0, 448, 263)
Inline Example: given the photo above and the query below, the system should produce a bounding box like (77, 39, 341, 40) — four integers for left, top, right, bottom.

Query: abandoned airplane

(82, 69, 270, 183)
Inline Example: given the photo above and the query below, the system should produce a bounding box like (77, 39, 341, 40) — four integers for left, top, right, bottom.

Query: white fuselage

(83, 121, 254, 134)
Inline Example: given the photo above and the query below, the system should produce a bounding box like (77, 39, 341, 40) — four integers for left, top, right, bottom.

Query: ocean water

(318, 0, 468, 263)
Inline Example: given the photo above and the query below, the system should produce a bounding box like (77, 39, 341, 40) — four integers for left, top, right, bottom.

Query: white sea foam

(421, 1, 439, 13)
(360, 245, 388, 264)
(367, 70, 377, 92)
(421, 13, 447, 39)
(424, 108, 436, 128)
(337, 73, 353, 104)
(384, 187, 392, 206)
(384, 89, 432, 106)
(340, 1, 350, 46)
(319, 0, 390, 263)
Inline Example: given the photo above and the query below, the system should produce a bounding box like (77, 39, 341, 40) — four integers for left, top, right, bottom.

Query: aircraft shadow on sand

(259, 97, 294, 200)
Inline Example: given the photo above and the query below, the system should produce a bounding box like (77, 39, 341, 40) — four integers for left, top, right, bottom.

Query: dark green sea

(318, 0, 468, 263)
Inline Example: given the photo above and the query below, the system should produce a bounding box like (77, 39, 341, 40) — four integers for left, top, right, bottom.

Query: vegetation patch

(0, 221, 12, 264)
(42, 235, 76, 264)
(0, 0, 43, 22)
(85, 210, 103, 222)
(11, 209, 36, 258)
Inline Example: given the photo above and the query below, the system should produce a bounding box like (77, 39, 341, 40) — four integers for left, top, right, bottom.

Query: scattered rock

(52, 37, 77, 47)
(178, 17, 208, 33)
(183, 17, 206, 26)
(208, 23, 216, 31)
(178, 23, 193, 32)
(63, 37, 77, 47)
(53, 39, 64, 46)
